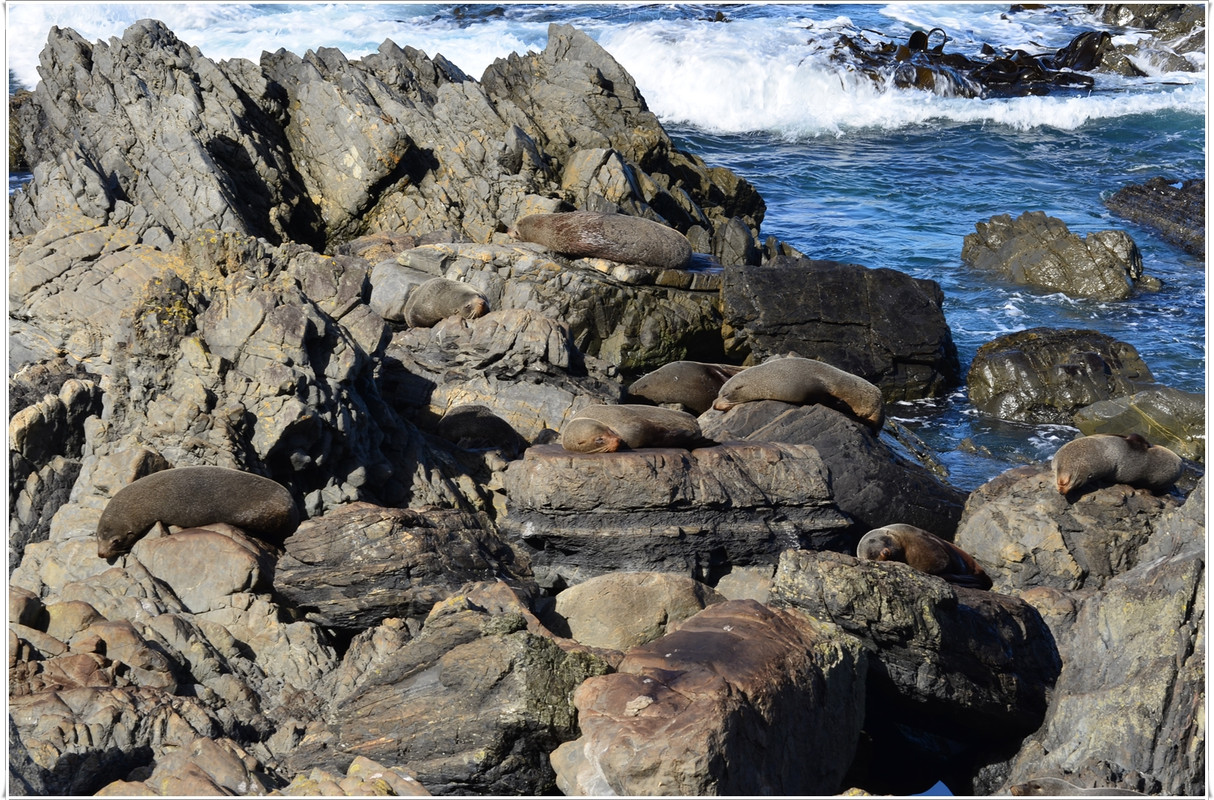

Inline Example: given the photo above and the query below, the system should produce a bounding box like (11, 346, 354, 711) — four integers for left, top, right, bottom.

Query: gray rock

(551, 599, 867, 796)
(961, 211, 1146, 301)
(967, 327, 1156, 425)
(1073, 385, 1205, 463)
(722, 256, 961, 401)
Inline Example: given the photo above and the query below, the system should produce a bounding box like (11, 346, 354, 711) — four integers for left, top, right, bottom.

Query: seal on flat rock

(560, 404, 706, 453)
(510, 211, 694, 270)
(1052, 433, 1183, 497)
(96, 466, 300, 559)
(403, 277, 490, 328)
(857, 523, 992, 590)
(1009, 777, 1144, 796)
(712, 355, 885, 430)
(627, 361, 746, 415)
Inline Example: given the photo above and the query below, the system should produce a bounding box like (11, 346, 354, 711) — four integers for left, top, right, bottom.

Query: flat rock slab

(551, 599, 867, 796)
(501, 442, 852, 585)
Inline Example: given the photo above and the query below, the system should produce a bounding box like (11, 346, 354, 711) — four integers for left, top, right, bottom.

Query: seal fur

(96, 466, 300, 559)
(713, 355, 885, 430)
(1052, 433, 1182, 496)
(511, 211, 693, 270)
(561, 404, 705, 453)
(856, 523, 992, 590)
(403, 277, 490, 328)
(627, 361, 746, 415)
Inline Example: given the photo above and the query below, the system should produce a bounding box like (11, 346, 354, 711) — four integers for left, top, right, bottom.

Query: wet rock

(961, 211, 1146, 301)
(722, 255, 960, 400)
(967, 327, 1156, 424)
(501, 442, 852, 589)
(699, 401, 968, 539)
(1073, 385, 1205, 462)
(1106, 177, 1204, 256)
(953, 464, 1182, 593)
(551, 599, 867, 795)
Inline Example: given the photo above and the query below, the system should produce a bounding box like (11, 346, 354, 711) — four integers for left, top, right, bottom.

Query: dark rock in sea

(954, 463, 1183, 593)
(722, 256, 961, 401)
(967, 327, 1156, 425)
(699, 400, 968, 539)
(500, 442, 852, 589)
(1106, 177, 1205, 256)
(551, 599, 867, 795)
(1072, 384, 1206, 463)
(961, 211, 1148, 301)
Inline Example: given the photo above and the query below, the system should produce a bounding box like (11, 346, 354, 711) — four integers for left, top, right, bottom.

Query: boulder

(967, 327, 1156, 424)
(272, 756, 431, 796)
(500, 442, 852, 589)
(722, 256, 961, 400)
(1073, 385, 1205, 463)
(961, 211, 1147, 301)
(699, 401, 968, 539)
(1105, 177, 1204, 256)
(551, 599, 867, 795)
(953, 464, 1182, 593)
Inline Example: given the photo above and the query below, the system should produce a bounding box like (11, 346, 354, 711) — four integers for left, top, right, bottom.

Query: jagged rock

(273, 502, 534, 631)
(501, 442, 852, 589)
(271, 756, 431, 796)
(551, 599, 867, 795)
(699, 401, 968, 539)
(967, 327, 1156, 424)
(94, 735, 279, 796)
(953, 464, 1182, 593)
(548, 571, 725, 651)
(961, 211, 1148, 301)
(721, 256, 960, 400)
(130, 525, 279, 615)
(1073, 385, 1205, 463)
(1106, 177, 1204, 256)
(770, 549, 1060, 794)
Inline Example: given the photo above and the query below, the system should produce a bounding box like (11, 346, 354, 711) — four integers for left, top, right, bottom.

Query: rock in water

(512, 211, 694, 269)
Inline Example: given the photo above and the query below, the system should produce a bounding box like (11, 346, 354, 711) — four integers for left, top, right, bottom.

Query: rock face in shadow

(1106, 177, 1205, 256)
(722, 256, 961, 401)
(551, 599, 867, 796)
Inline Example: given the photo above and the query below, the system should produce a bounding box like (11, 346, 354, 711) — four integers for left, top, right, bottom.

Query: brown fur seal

(712, 355, 885, 430)
(560, 404, 706, 453)
(1052, 433, 1182, 496)
(403, 277, 489, 328)
(1009, 777, 1144, 796)
(627, 361, 746, 415)
(96, 466, 300, 559)
(510, 211, 693, 270)
(857, 523, 992, 590)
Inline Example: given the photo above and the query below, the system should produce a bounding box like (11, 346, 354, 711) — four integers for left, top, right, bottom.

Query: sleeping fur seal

(1052, 433, 1182, 497)
(627, 361, 746, 415)
(96, 466, 300, 559)
(511, 211, 694, 270)
(712, 355, 885, 430)
(404, 277, 489, 328)
(561, 404, 706, 453)
(856, 523, 992, 590)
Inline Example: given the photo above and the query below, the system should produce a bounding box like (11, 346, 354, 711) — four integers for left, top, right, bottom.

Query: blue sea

(7, 3, 1207, 493)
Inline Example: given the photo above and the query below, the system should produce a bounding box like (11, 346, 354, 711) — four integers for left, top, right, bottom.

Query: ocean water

(7, 3, 1207, 491)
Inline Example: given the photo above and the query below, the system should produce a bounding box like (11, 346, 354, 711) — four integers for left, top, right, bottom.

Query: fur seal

(627, 361, 746, 415)
(1052, 433, 1182, 496)
(712, 355, 885, 430)
(96, 466, 300, 559)
(403, 277, 489, 328)
(510, 211, 694, 270)
(856, 523, 992, 590)
(560, 404, 706, 453)
(1009, 777, 1144, 796)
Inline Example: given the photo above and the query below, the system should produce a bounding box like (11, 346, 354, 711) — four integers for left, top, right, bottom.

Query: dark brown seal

(627, 361, 746, 415)
(511, 211, 694, 270)
(1052, 433, 1182, 496)
(1009, 777, 1144, 796)
(712, 355, 885, 430)
(403, 277, 490, 328)
(96, 466, 300, 559)
(560, 404, 706, 453)
(856, 523, 992, 590)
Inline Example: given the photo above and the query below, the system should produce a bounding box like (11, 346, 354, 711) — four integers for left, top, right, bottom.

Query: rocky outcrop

(1072, 384, 1205, 463)
(722, 255, 961, 400)
(1106, 177, 1204, 256)
(967, 327, 1156, 424)
(961, 211, 1149, 301)
(551, 599, 867, 795)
